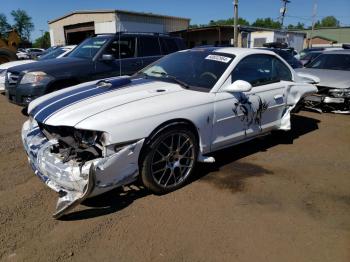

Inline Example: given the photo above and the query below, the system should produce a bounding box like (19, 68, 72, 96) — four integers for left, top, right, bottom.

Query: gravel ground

(0, 93, 349, 262)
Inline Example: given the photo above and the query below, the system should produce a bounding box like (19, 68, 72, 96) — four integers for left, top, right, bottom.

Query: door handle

(274, 94, 284, 100)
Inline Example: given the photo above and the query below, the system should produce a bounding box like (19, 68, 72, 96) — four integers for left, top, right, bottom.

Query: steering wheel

(199, 72, 217, 81)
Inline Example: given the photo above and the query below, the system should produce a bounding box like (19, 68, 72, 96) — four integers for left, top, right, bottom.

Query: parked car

(16, 49, 30, 60)
(296, 50, 350, 113)
(300, 51, 322, 66)
(26, 48, 45, 59)
(22, 47, 317, 218)
(0, 46, 75, 91)
(299, 47, 343, 60)
(0, 60, 36, 91)
(37, 45, 63, 58)
(6, 33, 186, 106)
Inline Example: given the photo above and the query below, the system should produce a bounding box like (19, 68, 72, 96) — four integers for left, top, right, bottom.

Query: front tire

(140, 125, 198, 194)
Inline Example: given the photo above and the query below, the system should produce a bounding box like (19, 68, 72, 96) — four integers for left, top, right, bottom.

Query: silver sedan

(296, 49, 350, 114)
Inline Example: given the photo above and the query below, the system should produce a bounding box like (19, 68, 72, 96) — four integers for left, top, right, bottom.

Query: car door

(94, 36, 143, 78)
(211, 54, 292, 151)
(138, 36, 163, 68)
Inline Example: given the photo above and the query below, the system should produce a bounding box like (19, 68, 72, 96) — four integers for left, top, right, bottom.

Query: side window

(272, 57, 292, 81)
(138, 36, 161, 57)
(104, 37, 136, 59)
(231, 54, 277, 86)
(160, 38, 179, 55)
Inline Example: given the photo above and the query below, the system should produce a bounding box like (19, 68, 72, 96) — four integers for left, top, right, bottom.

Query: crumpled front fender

(279, 83, 318, 131)
(22, 118, 145, 219)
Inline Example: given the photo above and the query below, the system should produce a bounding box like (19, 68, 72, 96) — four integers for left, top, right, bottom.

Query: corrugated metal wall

(116, 12, 189, 33)
(49, 11, 189, 46)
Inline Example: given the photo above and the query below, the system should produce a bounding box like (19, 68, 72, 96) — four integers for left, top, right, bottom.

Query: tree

(33, 31, 50, 48)
(318, 16, 339, 28)
(10, 9, 34, 40)
(287, 22, 305, 30)
(190, 17, 249, 28)
(0, 13, 11, 36)
(208, 17, 250, 26)
(252, 18, 281, 29)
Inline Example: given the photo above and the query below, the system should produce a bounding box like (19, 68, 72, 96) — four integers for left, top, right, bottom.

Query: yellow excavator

(0, 29, 20, 64)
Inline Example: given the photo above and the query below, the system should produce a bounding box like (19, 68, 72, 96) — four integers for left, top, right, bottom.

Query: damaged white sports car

(22, 47, 317, 218)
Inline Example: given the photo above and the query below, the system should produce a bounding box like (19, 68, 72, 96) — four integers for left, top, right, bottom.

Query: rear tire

(140, 125, 198, 194)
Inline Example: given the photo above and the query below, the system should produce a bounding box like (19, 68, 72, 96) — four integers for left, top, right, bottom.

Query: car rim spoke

(158, 168, 168, 184)
(151, 133, 195, 188)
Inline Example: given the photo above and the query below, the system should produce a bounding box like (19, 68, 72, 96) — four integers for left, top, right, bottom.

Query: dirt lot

(0, 93, 349, 262)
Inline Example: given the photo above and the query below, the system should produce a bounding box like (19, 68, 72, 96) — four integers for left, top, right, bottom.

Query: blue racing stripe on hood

(32, 77, 151, 123)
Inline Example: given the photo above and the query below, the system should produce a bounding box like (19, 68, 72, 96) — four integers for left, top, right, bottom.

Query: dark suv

(5, 33, 186, 106)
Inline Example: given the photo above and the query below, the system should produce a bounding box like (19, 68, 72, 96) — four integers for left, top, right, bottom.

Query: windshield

(306, 54, 350, 71)
(68, 36, 109, 59)
(38, 47, 67, 61)
(139, 50, 235, 90)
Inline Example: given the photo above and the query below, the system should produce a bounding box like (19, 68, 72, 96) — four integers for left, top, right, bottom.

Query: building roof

(172, 24, 305, 36)
(290, 27, 350, 43)
(311, 35, 337, 43)
(48, 9, 190, 24)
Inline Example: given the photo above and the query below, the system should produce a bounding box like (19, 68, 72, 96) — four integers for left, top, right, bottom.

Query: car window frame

(230, 54, 293, 88)
(101, 36, 137, 60)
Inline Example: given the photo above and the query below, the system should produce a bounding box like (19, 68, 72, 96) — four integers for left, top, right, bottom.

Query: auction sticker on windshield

(205, 54, 232, 63)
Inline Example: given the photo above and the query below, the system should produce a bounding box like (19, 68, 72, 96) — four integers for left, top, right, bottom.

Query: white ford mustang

(22, 47, 317, 218)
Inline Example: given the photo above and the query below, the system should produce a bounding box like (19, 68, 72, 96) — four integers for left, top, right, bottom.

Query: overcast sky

(2, 0, 350, 40)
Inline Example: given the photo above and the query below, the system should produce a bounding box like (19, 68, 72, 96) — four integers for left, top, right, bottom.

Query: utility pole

(309, 1, 317, 47)
(280, 0, 291, 28)
(233, 0, 239, 47)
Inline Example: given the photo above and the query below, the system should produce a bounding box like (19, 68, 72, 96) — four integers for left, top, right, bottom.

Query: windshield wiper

(135, 72, 149, 78)
(150, 71, 191, 89)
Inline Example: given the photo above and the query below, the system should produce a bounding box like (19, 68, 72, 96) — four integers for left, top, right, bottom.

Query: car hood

(28, 77, 211, 128)
(7, 57, 90, 76)
(295, 68, 350, 89)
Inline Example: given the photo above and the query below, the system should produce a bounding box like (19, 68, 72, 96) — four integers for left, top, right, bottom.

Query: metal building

(172, 25, 306, 51)
(48, 10, 190, 46)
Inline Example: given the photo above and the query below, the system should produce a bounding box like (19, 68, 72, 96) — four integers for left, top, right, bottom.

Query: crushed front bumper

(21, 119, 144, 218)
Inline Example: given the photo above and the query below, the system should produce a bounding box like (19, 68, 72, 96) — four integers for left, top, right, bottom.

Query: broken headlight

(329, 88, 350, 98)
(74, 129, 100, 148)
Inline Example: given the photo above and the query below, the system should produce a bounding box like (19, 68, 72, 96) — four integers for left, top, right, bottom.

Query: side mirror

(101, 54, 114, 61)
(223, 80, 252, 93)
